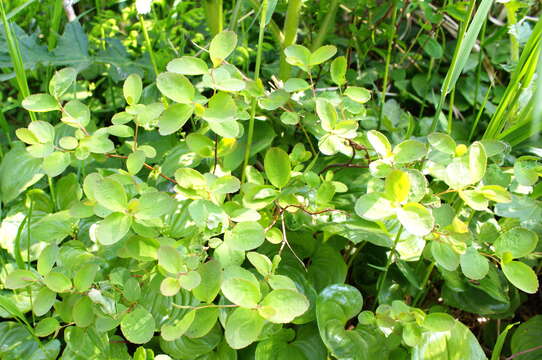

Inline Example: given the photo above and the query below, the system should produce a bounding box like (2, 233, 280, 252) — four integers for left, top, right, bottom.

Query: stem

(378, 5, 398, 128)
(447, 87, 456, 134)
(412, 261, 435, 307)
(505, 3, 519, 64)
(203, 0, 223, 37)
(139, 15, 159, 78)
(506, 345, 542, 360)
(278, 0, 303, 80)
(48, 176, 57, 212)
(172, 303, 239, 310)
(311, 0, 340, 51)
(375, 225, 403, 305)
(241, 0, 268, 183)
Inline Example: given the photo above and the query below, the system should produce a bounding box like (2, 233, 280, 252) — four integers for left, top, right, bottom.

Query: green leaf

(136, 191, 176, 220)
(428, 132, 456, 154)
(258, 289, 309, 323)
(124, 277, 141, 302)
(127, 150, 146, 175)
(344, 87, 371, 104)
(225, 308, 265, 349)
(284, 44, 311, 72)
(184, 307, 218, 338)
(431, 241, 460, 271)
(511, 315, 542, 360)
(94, 212, 132, 245)
(49, 67, 77, 98)
(42, 151, 71, 177)
(193, 260, 222, 303)
(0, 322, 60, 360)
(121, 305, 156, 344)
(5, 269, 37, 289)
(167, 56, 209, 75)
(0, 143, 44, 203)
(37, 244, 59, 275)
(259, 89, 290, 110)
(384, 170, 410, 203)
(33, 288, 57, 316)
(354, 192, 395, 221)
(494, 228, 538, 259)
(459, 189, 489, 211)
(35, 317, 60, 337)
(468, 142, 487, 184)
(367, 130, 392, 157)
(397, 203, 434, 236)
(283, 78, 310, 92)
(73, 296, 94, 327)
(123, 73, 143, 105)
(161, 310, 195, 341)
(310, 45, 337, 66)
(264, 147, 291, 188)
(29, 121, 55, 143)
(62, 100, 90, 128)
(44, 271, 72, 293)
(228, 221, 265, 251)
(316, 98, 337, 131)
(418, 34, 443, 59)
(209, 30, 237, 67)
(158, 246, 184, 274)
(94, 178, 128, 212)
(160, 277, 181, 296)
(393, 140, 427, 163)
(422, 313, 456, 332)
(247, 252, 272, 277)
(479, 185, 512, 203)
(221, 265, 261, 307)
(156, 72, 195, 104)
(330, 56, 347, 86)
(501, 261, 539, 294)
(179, 271, 201, 290)
(460, 247, 489, 280)
(22, 94, 59, 112)
(74, 263, 99, 291)
(158, 103, 194, 135)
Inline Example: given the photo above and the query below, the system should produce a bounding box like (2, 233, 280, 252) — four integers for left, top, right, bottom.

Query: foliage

(0, 0, 541, 359)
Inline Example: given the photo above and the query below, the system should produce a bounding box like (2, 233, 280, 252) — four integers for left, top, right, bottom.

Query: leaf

(316, 98, 337, 131)
(159, 323, 222, 359)
(264, 147, 291, 188)
(316, 284, 367, 359)
(367, 130, 392, 157)
(49, 67, 77, 98)
(283, 78, 310, 92)
(428, 132, 456, 154)
(418, 34, 443, 59)
(459, 189, 489, 211)
(0, 322, 60, 360)
(193, 260, 222, 303)
(460, 247, 489, 280)
(225, 308, 265, 349)
(42, 151, 71, 177)
(0, 143, 44, 203)
(35, 317, 60, 337)
(62, 100, 90, 127)
(344, 87, 371, 104)
(156, 72, 195, 104)
(179, 271, 201, 290)
(74, 263, 99, 291)
(501, 261, 539, 294)
(221, 265, 261, 307)
(37, 244, 59, 275)
(330, 56, 347, 86)
(258, 289, 309, 323)
(5, 269, 37, 289)
(511, 315, 542, 360)
(33, 288, 56, 316)
(94, 178, 128, 212)
(431, 241, 460, 271)
(397, 203, 434, 236)
(384, 170, 410, 203)
(121, 305, 156, 344)
(310, 45, 337, 66)
(228, 221, 265, 251)
(184, 307, 218, 338)
(161, 277, 181, 297)
(158, 103, 194, 135)
(161, 310, 196, 341)
(73, 296, 94, 327)
(284, 44, 311, 71)
(494, 228, 538, 259)
(136, 191, 176, 220)
(469, 142, 487, 184)
(393, 140, 427, 163)
(354, 192, 395, 221)
(158, 246, 184, 274)
(247, 252, 272, 276)
(209, 30, 237, 67)
(123, 73, 142, 105)
(127, 150, 146, 175)
(94, 212, 132, 245)
(22, 94, 59, 112)
(167, 56, 209, 75)
(44, 271, 72, 293)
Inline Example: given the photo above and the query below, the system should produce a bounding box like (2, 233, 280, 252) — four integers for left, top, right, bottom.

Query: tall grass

(204, 0, 223, 37)
(0, 0, 36, 122)
(278, 0, 303, 80)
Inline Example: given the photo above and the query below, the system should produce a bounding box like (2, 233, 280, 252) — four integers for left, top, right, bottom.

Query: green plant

(1, 1, 541, 359)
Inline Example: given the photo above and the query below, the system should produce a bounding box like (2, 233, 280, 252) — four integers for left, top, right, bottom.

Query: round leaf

(229, 221, 265, 251)
(158, 103, 194, 135)
(156, 72, 195, 104)
(460, 247, 489, 280)
(123, 73, 143, 105)
(258, 289, 309, 323)
(397, 203, 434, 236)
(494, 228, 538, 259)
(121, 306, 156, 344)
(22, 94, 59, 112)
(225, 308, 265, 349)
(264, 147, 291, 188)
(501, 261, 539, 294)
(209, 30, 237, 67)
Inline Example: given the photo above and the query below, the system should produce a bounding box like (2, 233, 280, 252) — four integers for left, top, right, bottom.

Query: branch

(105, 154, 178, 185)
(506, 345, 542, 360)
